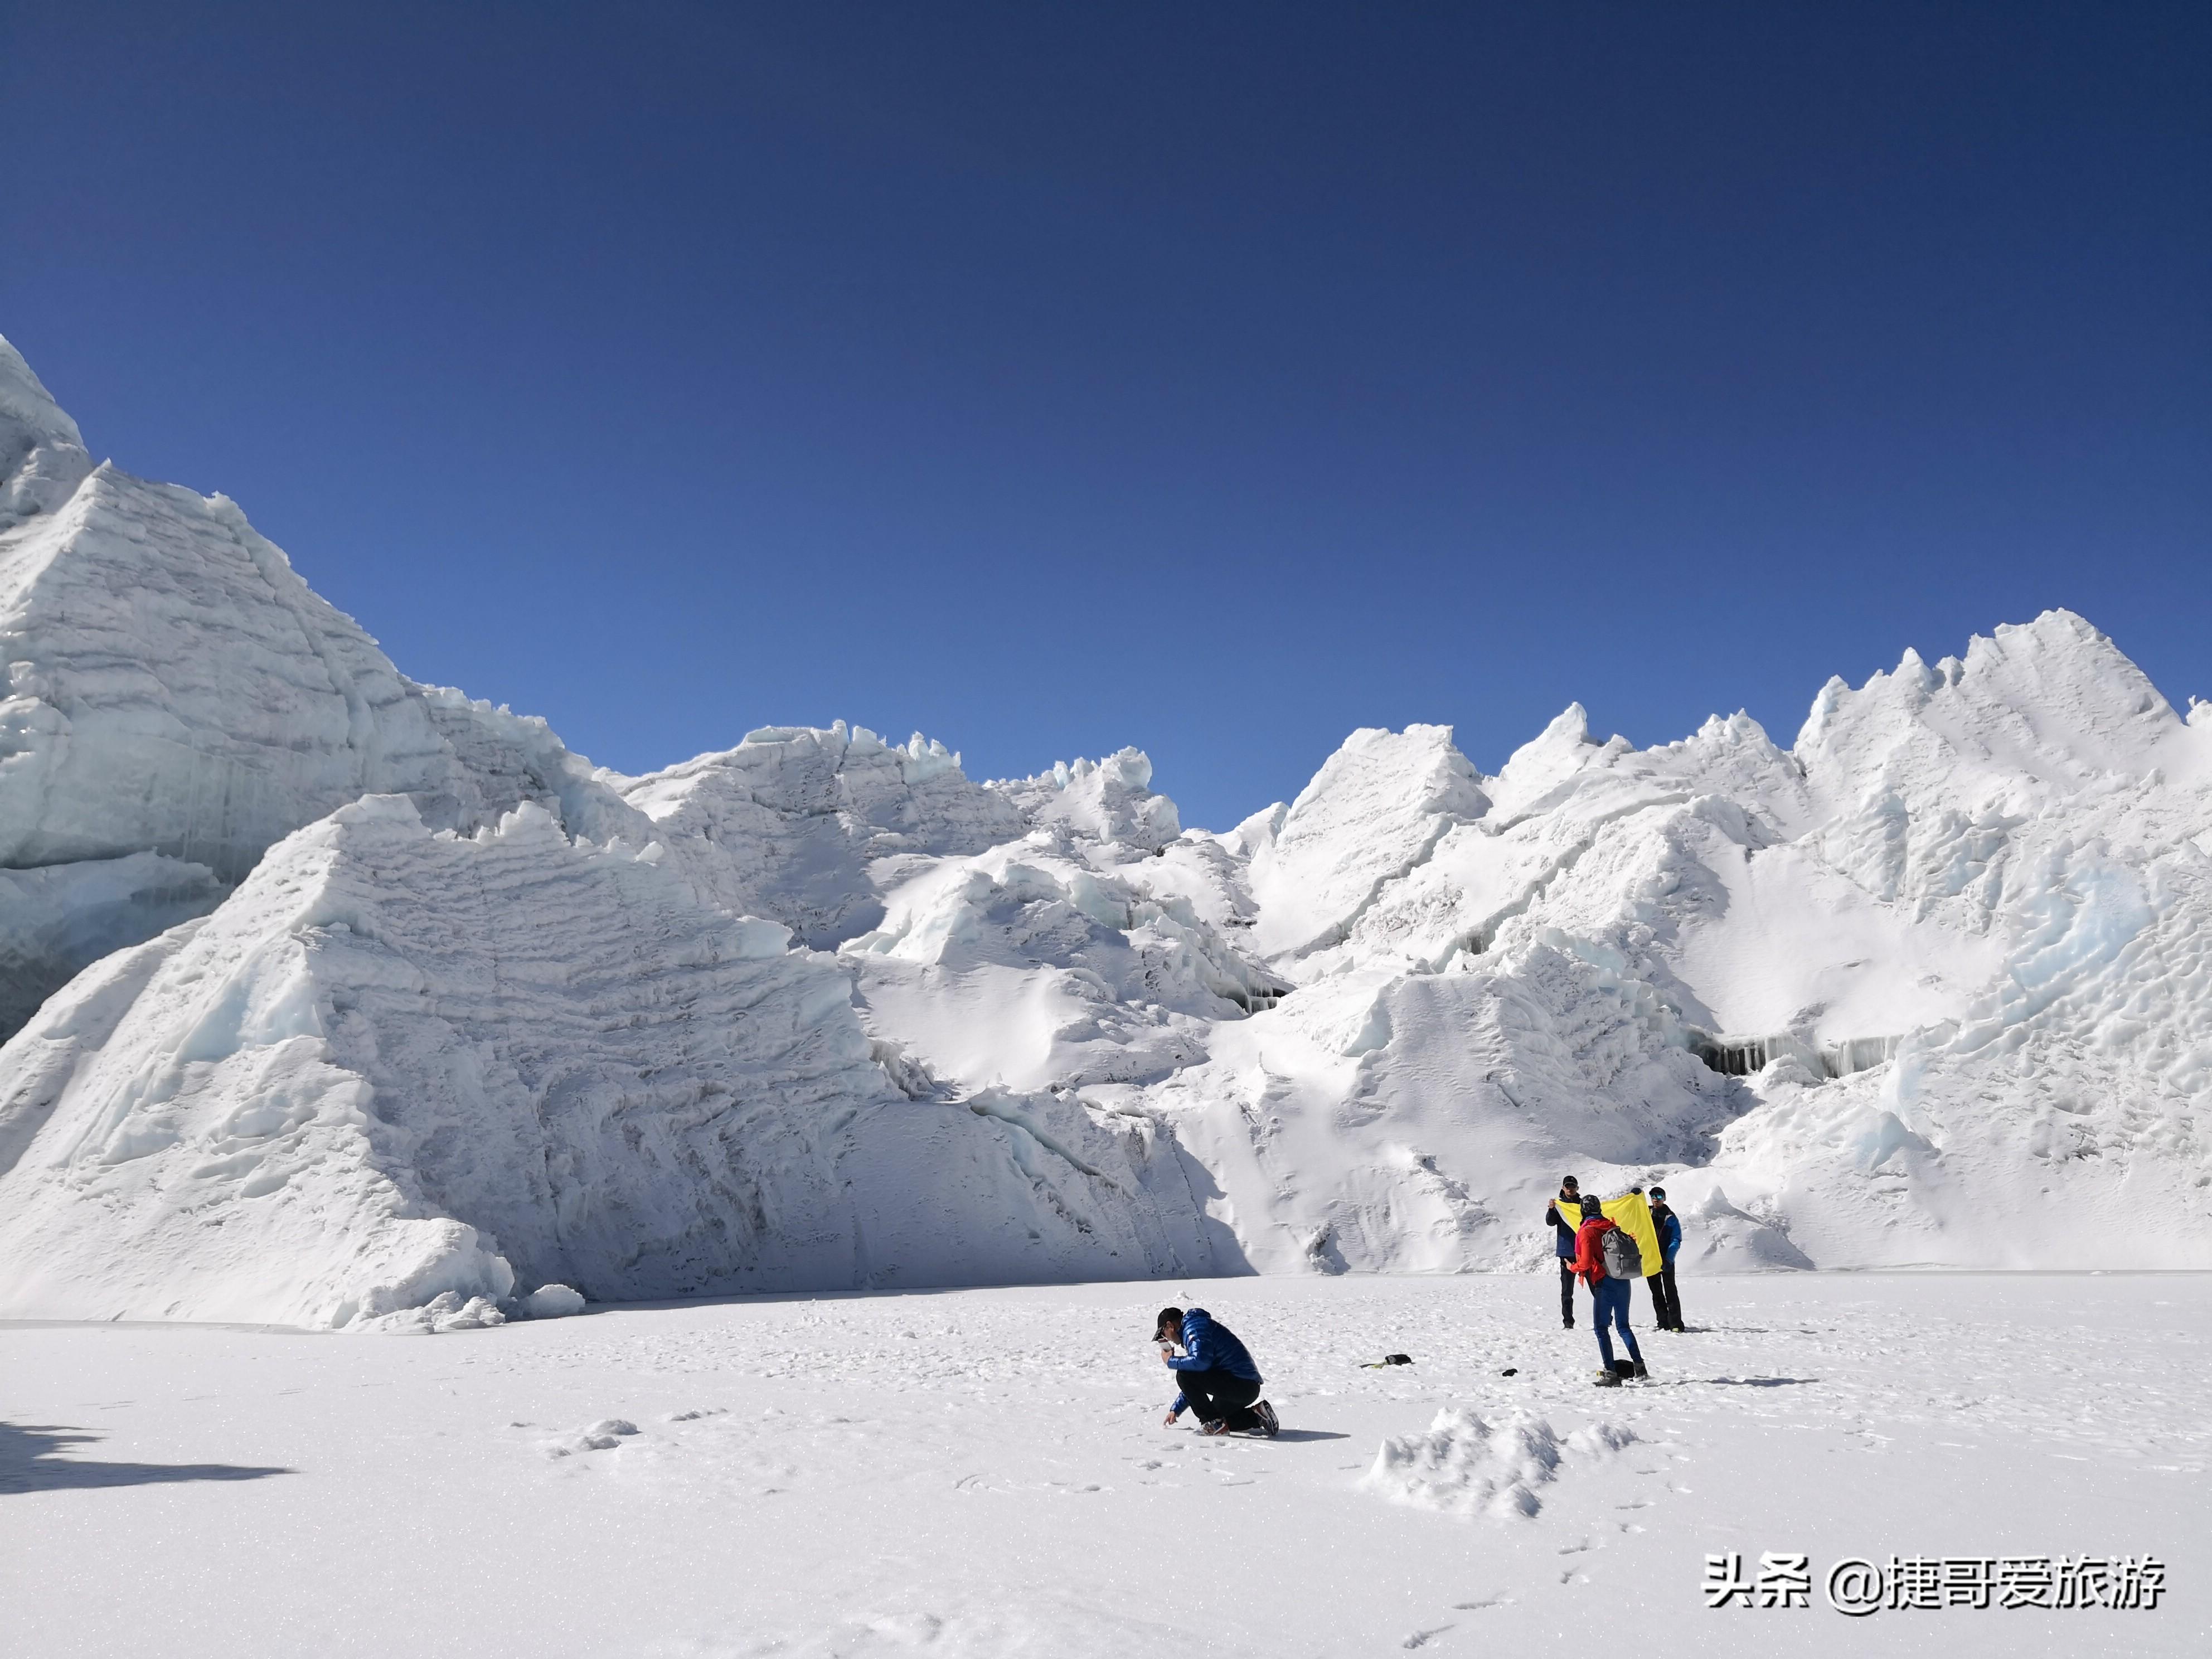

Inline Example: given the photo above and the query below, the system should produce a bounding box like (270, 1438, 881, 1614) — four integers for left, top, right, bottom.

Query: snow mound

(524, 1283, 587, 1318)
(360, 1291, 510, 1335)
(1362, 1406, 1634, 1519)
(541, 1418, 639, 1456)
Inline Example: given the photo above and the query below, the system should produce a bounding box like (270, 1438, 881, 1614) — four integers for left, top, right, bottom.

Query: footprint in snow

(1402, 1626, 1453, 1649)
(867, 1613, 943, 1643)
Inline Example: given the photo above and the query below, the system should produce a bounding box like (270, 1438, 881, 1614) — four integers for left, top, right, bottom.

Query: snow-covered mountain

(2, 331, 2207, 1325)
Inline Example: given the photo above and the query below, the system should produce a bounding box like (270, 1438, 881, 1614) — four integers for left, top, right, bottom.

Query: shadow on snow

(0, 1422, 293, 1494)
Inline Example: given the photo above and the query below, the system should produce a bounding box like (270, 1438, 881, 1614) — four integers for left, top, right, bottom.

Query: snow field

(4, 1273, 2207, 1658)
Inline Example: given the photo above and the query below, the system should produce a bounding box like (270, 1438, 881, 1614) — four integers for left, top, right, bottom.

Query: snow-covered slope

(1, 328, 2208, 1326)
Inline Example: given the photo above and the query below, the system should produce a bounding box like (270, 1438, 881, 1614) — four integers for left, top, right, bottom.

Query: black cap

(1154, 1307, 1184, 1340)
(1579, 1195, 1603, 1217)
(1650, 1186, 1667, 1200)
(1560, 1175, 1580, 1189)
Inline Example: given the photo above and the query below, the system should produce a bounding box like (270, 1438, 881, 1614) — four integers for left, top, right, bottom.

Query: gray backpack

(1600, 1223, 1643, 1279)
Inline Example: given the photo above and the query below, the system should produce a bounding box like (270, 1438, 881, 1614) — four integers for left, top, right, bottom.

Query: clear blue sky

(4, 3, 2205, 828)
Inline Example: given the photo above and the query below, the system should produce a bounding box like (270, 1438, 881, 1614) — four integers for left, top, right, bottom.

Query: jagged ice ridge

(1, 329, 2208, 1327)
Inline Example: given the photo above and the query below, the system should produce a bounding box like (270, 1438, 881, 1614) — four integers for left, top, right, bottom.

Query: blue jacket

(1546, 1197, 1580, 1259)
(1656, 1208, 1682, 1262)
(1166, 1308, 1261, 1413)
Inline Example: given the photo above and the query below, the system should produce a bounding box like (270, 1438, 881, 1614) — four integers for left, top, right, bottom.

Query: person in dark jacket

(1647, 1186, 1685, 1331)
(1157, 1307, 1279, 1437)
(1542, 1176, 1583, 1328)
(1571, 1195, 1646, 1381)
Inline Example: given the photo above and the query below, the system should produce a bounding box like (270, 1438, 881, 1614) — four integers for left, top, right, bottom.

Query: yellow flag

(1596, 1191, 1663, 1278)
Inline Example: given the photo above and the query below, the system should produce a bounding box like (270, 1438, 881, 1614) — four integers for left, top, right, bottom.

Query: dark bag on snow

(1600, 1224, 1643, 1279)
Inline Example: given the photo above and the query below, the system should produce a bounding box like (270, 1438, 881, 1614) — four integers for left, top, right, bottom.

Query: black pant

(1177, 1368, 1262, 1431)
(1559, 1259, 1578, 1325)
(1646, 1262, 1682, 1329)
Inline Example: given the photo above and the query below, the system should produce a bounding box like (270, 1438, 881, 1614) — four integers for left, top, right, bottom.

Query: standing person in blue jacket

(1543, 1175, 1583, 1328)
(1156, 1307, 1279, 1437)
(1647, 1186, 1685, 1331)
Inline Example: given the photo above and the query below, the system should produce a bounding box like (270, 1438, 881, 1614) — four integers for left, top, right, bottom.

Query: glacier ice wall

(0, 332, 665, 1041)
(0, 795, 1225, 1323)
(2, 327, 2210, 1326)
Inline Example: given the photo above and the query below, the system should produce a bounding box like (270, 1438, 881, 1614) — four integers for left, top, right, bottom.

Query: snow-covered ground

(4, 1273, 2206, 1657)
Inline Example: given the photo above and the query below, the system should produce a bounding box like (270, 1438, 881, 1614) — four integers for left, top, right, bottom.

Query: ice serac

(0, 332, 668, 1041)
(0, 334, 94, 530)
(618, 722, 1026, 948)
(1796, 612, 2196, 818)
(1246, 724, 1491, 959)
(414, 682, 656, 848)
(1064, 615, 2212, 1277)
(990, 748, 1183, 853)
(0, 465, 471, 878)
(0, 794, 1221, 1325)
(3, 326, 2210, 1315)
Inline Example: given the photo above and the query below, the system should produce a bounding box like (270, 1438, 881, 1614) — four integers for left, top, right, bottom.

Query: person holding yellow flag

(1570, 1192, 1649, 1385)
(1647, 1185, 1685, 1332)
(1543, 1175, 1585, 1329)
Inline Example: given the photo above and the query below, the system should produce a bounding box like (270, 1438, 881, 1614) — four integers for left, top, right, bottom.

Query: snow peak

(1702, 1554, 2167, 1613)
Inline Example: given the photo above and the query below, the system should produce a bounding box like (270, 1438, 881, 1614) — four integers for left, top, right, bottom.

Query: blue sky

(4, 3, 2205, 828)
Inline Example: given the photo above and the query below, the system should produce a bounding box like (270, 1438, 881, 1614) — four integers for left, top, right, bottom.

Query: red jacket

(1573, 1216, 1617, 1285)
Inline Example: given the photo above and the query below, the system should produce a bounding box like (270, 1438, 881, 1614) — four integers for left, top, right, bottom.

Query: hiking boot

(1592, 1369, 1622, 1388)
(1562, 1319, 1575, 1330)
(1631, 1359, 1649, 1380)
(1251, 1400, 1280, 1438)
(1197, 1419, 1230, 1436)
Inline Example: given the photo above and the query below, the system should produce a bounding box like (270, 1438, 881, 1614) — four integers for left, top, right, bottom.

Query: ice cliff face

(0, 333, 661, 1034)
(0, 795, 1216, 1323)
(617, 722, 1025, 949)
(1, 329, 2208, 1325)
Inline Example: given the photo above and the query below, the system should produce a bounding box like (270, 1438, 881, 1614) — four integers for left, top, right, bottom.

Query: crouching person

(1571, 1196, 1648, 1385)
(1157, 1306, 1280, 1437)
